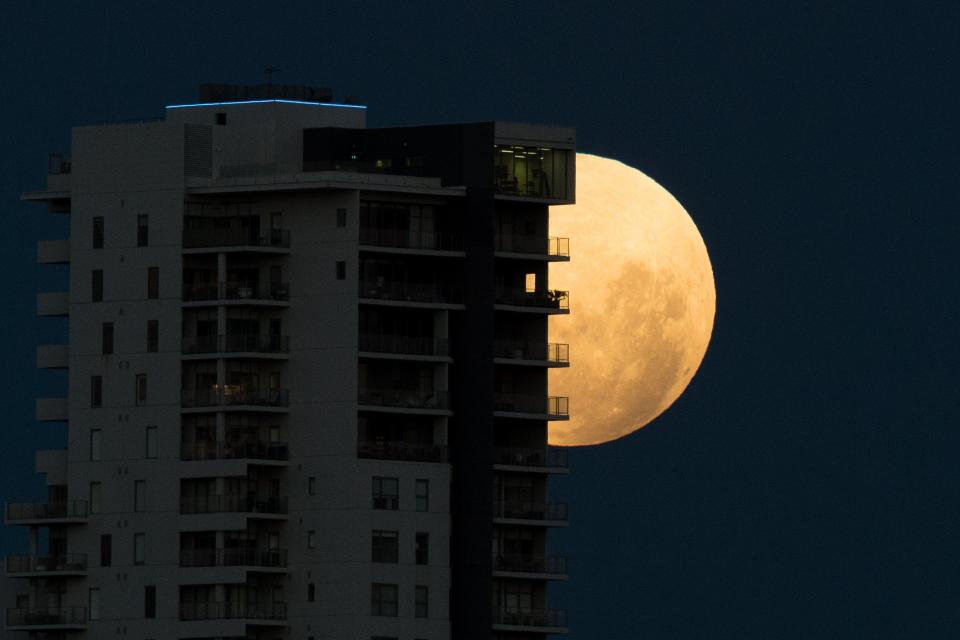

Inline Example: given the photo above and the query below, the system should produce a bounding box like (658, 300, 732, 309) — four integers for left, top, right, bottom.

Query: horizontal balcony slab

(36, 398, 68, 422)
(36, 239, 70, 264)
(36, 292, 69, 316)
(36, 344, 68, 369)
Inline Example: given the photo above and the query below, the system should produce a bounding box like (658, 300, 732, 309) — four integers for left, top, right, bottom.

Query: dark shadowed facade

(6, 84, 575, 640)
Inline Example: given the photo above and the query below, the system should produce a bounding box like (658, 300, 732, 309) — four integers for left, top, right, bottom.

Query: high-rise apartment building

(7, 84, 574, 640)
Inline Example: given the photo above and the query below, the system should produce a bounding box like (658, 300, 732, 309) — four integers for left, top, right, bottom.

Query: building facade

(7, 84, 574, 640)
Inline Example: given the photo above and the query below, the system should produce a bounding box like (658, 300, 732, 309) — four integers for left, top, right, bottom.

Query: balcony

(182, 334, 290, 357)
(358, 388, 450, 414)
(493, 554, 568, 579)
(179, 494, 288, 517)
(35, 397, 68, 422)
(36, 239, 70, 264)
(181, 440, 289, 462)
(359, 333, 449, 358)
(494, 394, 569, 420)
(494, 288, 569, 313)
(494, 447, 569, 473)
(494, 235, 570, 260)
(36, 292, 69, 317)
(6, 553, 87, 576)
(183, 282, 290, 305)
(179, 601, 287, 623)
(180, 548, 288, 570)
(493, 501, 568, 525)
(360, 280, 463, 306)
(494, 341, 569, 366)
(5, 501, 88, 525)
(183, 226, 290, 251)
(360, 227, 463, 252)
(357, 441, 448, 463)
(181, 388, 290, 411)
(6, 607, 87, 630)
(36, 345, 69, 369)
(492, 608, 568, 633)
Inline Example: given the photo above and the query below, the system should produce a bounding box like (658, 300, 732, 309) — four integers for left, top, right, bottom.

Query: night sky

(2, 2, 959, 638)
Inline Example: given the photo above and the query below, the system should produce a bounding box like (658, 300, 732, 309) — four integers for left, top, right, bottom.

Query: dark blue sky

(2, 2, 959, 637)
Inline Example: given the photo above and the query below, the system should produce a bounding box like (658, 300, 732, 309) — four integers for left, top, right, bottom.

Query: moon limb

(548, 154, 716, 447)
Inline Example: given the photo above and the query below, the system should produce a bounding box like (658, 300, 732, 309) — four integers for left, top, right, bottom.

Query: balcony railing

(493, 341, 569, 363)
(179, 601, 287, 621)
(6, 501, 88, 521)
(180, 440, 289, 462)
(494, 501, 568, 522)
(493, 608, 567, 629)
(494, 235, 569, 257)
(360, 280, 462, 305)
(360, 227, 463, 251)
(181, 388, 290, 409)
(179, 494, 288, 516)
(494, 554, 567, 575)
(359, 333, 449, 357)
(357, 441, 448, 463)
(494, 447, 568, 470)
(182, 334, 290, 355)
(358, 388, 449, 410)
(182, 282, 290, 303)
(494, 394, 569, 417)
(180, 548, 288, 569)
(6, 553, 87, 574)
(495, 288, 569, 310)
(6, 607, 87, 627)
(184, 227, 291, 249)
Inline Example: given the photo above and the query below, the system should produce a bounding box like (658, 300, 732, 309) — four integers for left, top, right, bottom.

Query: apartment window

(89, 429, 102, 461)
(525, 272, 537, 293)
(307, 583, 316, 602)
(144, 585, 156, 619)
(89, 588, 101, 620)
(336, 208, 346, 227)
(134, 480, 146, 512)
(371, 583, 398, 617)
(102, 322, 114, 355)
(135, 373, 147, 405)
(308, 476, 316, 496)
(147, 320, 158, 353)
(134, 533, 145, 565)
(90, 376, 102, 408)
(415, 585, 428, 618)
(100, 534, 112, 567)
(92, 216, 104, 249)
(216, 112, 227, 125)
(307, 530, 316, 549)
(372, 530, 399, 563)
(415, 532, 429, 565)
(137, 214, 149, 247)
(372, 477, 399, 510)
(336, 260, 346, 280)
(90, 481, 102, 514)
(145, 426, 157, 459)
(147, 266, 159, 299)
(92, 269, 103, 302)
(415, 479, 429, 512)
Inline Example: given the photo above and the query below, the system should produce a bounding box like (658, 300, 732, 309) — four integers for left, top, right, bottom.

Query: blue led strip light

(165, 99, 366, 110)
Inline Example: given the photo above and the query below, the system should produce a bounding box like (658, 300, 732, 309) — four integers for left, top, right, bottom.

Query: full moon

(549, 154, 716, 446)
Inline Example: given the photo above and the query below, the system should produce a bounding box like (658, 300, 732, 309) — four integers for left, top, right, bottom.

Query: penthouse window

(493, 144, 570, 199)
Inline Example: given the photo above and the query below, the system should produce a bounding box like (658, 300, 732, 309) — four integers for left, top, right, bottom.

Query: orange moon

(549, 153, 716, 446)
